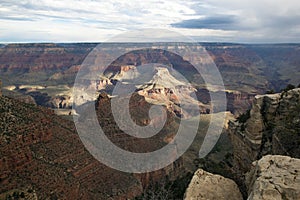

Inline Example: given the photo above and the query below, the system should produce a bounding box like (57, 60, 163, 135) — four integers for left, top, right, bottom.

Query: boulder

(184, 169, 243, 200)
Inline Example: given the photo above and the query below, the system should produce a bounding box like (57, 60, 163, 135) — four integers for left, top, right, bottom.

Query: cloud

(0, 0, 300, 43)
(171, 15, 237, 30)
(0, 16, 34, 22)
(172, 0, 300, 42)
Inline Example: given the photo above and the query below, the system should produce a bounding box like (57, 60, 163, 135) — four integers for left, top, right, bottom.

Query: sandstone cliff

(246, 155, 300, 200)
(184, 169, 243, 200)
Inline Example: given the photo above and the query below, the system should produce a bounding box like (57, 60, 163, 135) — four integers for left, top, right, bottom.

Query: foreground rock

(184, 169, 243, 200)
(246, 155, 300, 200)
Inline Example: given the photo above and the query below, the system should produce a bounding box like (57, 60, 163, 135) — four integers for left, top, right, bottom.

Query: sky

(0, 0, 300, 43)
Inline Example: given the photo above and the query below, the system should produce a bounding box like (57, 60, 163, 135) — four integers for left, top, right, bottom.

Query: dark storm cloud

(171, 15, 237, 30)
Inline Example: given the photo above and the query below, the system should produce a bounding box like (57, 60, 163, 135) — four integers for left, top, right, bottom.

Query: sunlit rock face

(104, 64, 210, 118)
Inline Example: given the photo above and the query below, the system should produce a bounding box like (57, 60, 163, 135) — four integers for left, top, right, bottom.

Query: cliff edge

(228, 88, 300, 173)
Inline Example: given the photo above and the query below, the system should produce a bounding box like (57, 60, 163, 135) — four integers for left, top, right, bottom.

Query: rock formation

(228, 88, 300, 173)
(246, 155, 300, 200)
(184, 169, 243, 200)
(107, 65, 210, 117)
(93, 92, 185, 179)
(185, 155, 300, 200)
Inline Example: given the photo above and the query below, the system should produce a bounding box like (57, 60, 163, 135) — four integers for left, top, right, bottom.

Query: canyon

(1, 43, 300, 116)
(1, 43, 300, 199)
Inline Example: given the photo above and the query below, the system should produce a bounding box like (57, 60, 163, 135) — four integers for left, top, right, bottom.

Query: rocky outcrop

(106, 65, 210, 118)
(185, 155, 300, 200)
(228, 88, 300, 173)
(246, 155, 300, 200)
(184, 169, 243, 200)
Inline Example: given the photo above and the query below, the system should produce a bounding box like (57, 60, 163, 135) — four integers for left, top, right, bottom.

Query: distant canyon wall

(1, 43, 300, 115)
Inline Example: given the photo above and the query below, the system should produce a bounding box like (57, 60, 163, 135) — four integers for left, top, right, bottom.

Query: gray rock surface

(246, 155, 300, 200)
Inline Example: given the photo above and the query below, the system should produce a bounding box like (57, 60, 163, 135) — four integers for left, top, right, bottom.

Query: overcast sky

(0, 0, 300, 43)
